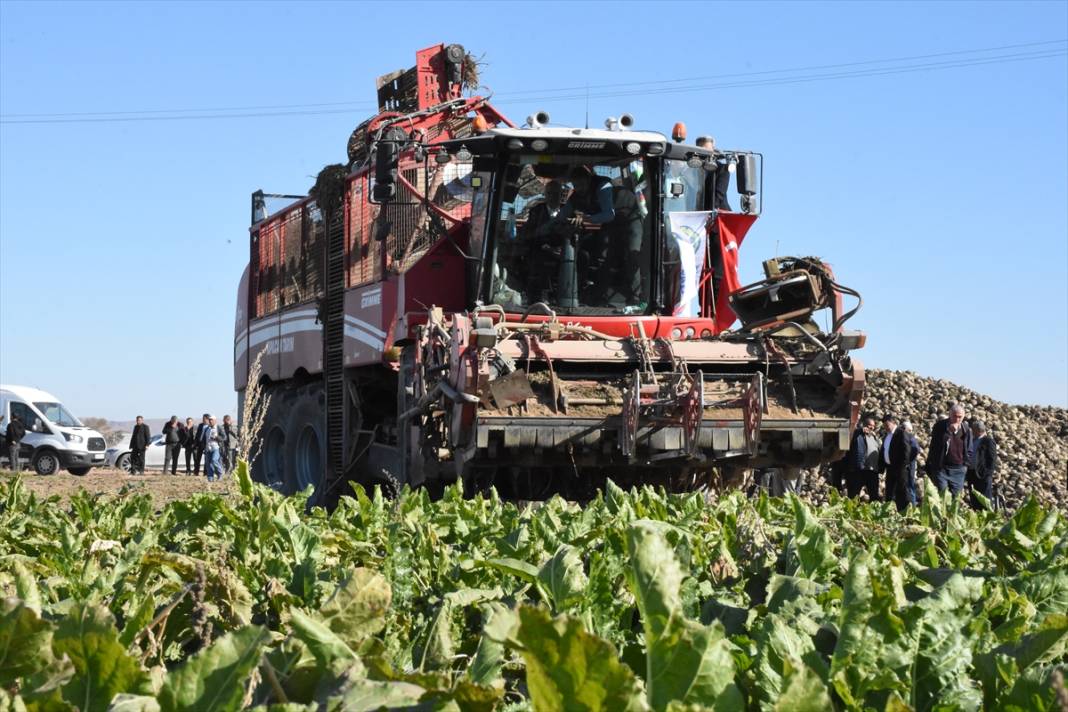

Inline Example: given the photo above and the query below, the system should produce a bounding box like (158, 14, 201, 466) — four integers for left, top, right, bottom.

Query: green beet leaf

(538, 545, 589, 611)
(288, 608, 360, 672)
(771, 663, 833, 712)
(157, 625, 270, 712)
(319, 569, 391, 648)
(51, 603, 151, 712)
(645, 615, 743, 711)
(516, 606, 648, 712)
(0, 598, 58, 688)
(625, 521, 683, 641)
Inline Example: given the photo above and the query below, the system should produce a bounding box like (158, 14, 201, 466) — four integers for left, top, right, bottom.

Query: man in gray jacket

(219, 415, 238, 474)
(162, 416, 182, 476)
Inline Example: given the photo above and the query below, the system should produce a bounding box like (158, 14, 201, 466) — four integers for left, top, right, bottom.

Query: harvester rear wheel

(251, 382, 288, 492)
(283, 383, 326, 494)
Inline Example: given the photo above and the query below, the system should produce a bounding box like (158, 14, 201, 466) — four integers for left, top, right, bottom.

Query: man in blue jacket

(925, 403, 973, 497)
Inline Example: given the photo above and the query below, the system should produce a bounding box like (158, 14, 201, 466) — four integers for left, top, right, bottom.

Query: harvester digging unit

(233, 44, 866, 504)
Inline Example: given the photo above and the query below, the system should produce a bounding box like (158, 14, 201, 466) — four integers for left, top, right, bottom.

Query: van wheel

(284, 383, 326, 495)
(116, 453, 131, 473)
(68, 467, 91, 476)
(33, 451, 60, 476)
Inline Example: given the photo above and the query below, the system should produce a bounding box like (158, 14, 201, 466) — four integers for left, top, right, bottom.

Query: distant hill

(80, 417, 169, 446)
(106, 418, 168, 434)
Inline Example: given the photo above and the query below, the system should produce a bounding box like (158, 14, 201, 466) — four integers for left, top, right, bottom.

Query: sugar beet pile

(801, 368, 1068, 512)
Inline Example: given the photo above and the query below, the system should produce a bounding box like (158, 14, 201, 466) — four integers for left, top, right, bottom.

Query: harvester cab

(374, 115, 766, 322)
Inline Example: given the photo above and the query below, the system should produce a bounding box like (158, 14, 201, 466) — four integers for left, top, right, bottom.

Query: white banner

(667, 211, 713, 317)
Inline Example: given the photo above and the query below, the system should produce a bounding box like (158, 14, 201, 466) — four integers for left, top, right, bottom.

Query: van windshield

(34, 402, 82, 427)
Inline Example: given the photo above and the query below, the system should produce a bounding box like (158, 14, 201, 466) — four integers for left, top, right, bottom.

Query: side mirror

(32, 421, 43, 433)
(371, 128, 408, 204)
(736, 153, 758, 196)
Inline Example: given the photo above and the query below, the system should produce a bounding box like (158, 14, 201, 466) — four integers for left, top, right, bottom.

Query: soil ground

(0, 467, 234, 506)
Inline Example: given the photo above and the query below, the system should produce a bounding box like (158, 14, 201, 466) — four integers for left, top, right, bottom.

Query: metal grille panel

(347, 177, 381, 287)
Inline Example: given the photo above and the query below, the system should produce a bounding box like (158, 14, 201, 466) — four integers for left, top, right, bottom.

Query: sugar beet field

(1, 464, 1066, 711)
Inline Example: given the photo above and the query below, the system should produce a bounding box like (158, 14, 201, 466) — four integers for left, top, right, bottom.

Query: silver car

(105, 433, 175, 473)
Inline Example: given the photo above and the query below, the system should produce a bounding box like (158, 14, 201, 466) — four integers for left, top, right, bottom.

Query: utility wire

(0, 98, 378, 119)
(489, 38, 1068, 98)
(2, 40, 1064, 125)
(492, 48, 1068, 106)
(5, 38, 1064, 120)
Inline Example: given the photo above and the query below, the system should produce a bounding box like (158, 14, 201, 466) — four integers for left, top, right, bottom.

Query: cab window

(33, 401, 81, 427)
(489, 156, 651, 315)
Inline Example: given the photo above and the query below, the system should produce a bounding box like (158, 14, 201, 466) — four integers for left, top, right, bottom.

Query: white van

(0, 385, 108, 475)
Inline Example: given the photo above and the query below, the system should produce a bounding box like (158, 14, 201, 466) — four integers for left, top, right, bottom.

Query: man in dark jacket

(968, 420, 997, 508)
(181, 417, 196, 475)
(192, 414, 210, 476)
(219, 415, 237, 474)
(847, 416, 880, 500)
(888, 420, 922, 511)
(161, 416, 182, 476)
(926, 403, 972, 497)
(5, 414, 26, 474)
(129, 416, 151, 476)
(879, 414, 898, 503)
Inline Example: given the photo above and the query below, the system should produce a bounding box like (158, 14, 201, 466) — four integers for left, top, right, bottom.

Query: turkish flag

(704, 212, 758, 333)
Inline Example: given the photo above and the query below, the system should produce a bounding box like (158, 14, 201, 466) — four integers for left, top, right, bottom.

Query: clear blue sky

(1, 0, 1066, 420)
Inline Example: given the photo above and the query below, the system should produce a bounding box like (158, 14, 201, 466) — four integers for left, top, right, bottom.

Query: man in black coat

(181, 417, 196, 475)
(5, 414, 26, 474)
(926, 403, 973, 497)
(968, 420, 998, 509)
(129, 416, 151, 476)
(888, 420, 922, 511)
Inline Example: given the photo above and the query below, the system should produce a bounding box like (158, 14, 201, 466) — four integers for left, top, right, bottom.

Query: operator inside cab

(489, 157, 651, 314)
(562, 165, 615, 302)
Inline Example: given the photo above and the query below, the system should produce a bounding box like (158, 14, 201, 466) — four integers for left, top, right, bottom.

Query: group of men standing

(127, 414, 237, 481)
(844, 403, 999, 511)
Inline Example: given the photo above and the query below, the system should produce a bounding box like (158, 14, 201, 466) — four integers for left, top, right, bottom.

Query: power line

(0, 106, 374, 124)
(2, 40, 1064, 125)
(0, 98, 377, 119)
(5, 38, 1064, 120)
(492, 48, 1068, 106)
(489, 38, 1068, 98)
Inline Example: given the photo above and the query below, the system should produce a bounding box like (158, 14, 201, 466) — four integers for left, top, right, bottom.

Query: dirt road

(0, 468, 233, 505)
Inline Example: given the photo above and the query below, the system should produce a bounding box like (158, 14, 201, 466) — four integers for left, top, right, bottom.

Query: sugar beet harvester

(234, 43, 866, 504)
